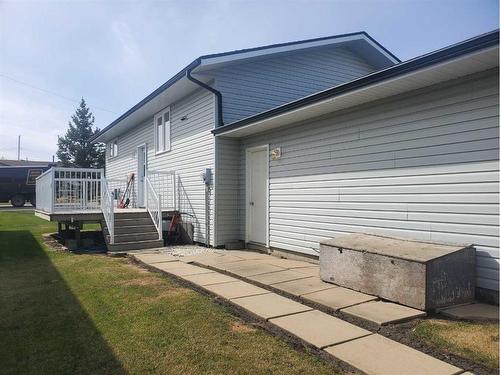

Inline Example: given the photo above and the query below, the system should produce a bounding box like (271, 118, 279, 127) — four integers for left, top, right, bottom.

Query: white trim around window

(154, 106, 171, 154)
(109, 138, 118, 158)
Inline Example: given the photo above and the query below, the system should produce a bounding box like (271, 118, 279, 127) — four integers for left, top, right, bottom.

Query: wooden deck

(35, 208, 175, 222)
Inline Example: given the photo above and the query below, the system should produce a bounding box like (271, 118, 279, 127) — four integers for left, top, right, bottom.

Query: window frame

(109, 139, 119, 158)
(154, 106, 171, 155)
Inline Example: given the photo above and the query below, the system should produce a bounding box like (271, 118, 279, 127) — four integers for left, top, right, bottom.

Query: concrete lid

(321, 233, 471, 263)
(270, 310, 371, 348)
(325, 334, 463, 375)
(341, 300, 426, 325)
(231, 292, 313, 320)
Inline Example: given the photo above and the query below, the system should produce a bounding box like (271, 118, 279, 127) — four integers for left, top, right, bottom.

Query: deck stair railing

(145, 176, 162, 240)
(101, 177, 115, 244)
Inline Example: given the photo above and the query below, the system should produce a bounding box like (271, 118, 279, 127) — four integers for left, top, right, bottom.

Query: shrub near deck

(0, 212, 340, 375)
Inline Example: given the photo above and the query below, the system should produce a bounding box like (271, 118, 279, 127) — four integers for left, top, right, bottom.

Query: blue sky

(0, 0, 498, 161)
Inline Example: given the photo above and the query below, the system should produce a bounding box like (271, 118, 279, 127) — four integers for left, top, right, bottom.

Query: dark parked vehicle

(0, 166, 52, 207)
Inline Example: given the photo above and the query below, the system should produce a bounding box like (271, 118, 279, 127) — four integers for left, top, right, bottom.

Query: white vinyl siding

(209, 45, 377, 124)
(215, 137, 242, 245)
(106, 88, 215, 245)
(225, 69, 499, 291)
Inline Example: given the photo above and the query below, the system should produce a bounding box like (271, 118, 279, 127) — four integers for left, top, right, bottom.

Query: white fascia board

(199, 35, 367, 67)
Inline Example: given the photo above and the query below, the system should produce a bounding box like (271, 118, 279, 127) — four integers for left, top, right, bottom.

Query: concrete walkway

(131, 250, 466, 375)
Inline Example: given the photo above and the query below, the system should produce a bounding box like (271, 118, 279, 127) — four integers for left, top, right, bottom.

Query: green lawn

(412, 319, 499, 369)
(0, 211, 340, 375)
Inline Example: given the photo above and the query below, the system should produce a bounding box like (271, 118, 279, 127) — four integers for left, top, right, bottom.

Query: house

(37, 30, 499, 301)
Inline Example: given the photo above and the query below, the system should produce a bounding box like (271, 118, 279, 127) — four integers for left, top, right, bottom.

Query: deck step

(101, 211, 163, 253)
(115, 217, 153, 226)
(109, 225, 157, 235)
(114, 211, 150, 219)
(107, 239, 164, 252)
(114, 232, 159, 243)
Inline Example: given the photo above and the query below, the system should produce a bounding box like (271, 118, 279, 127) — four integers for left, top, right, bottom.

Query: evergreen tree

(57, 99, 105, 168)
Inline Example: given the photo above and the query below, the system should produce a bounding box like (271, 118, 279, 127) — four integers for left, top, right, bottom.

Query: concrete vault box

(320, 234, 475, 310)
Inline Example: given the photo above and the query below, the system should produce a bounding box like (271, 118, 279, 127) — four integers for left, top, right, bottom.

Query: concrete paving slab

(153, 262, 215, 277)
(303, 287, 378, 311)
(248, 269, 311, 285)
(438, 303, 499, 321)
(222, 261, 286, 277)
(181, 272, 239, 286)
(272, 277, 336, 297)
(179, 253, 224, 263)
(256, 258, 318, 269)
(232, 292, 313, 320)
(270, 310, 372, 348)
(203, 280, 270, 300)
(342, 300, 426, 325)
(293, 266, 320, 277)
(224, 250, 270, 260)
(133, 253, 178, 264)
(325, 334, 463, 375)
(195, 255, 246, 266)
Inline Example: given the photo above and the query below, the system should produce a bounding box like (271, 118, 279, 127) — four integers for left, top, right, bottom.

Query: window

(109, 139, 118, 157)
(154, 107, 171, 154)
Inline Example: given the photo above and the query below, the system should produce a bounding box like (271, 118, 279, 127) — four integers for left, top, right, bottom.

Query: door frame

(136, 143, 148, 207)
(245, 144, 269, 247)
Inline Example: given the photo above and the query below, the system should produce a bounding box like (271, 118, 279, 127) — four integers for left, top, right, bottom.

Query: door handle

(249, 202, 254, 206)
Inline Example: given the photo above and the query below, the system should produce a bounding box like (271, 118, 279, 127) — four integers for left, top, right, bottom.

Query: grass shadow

(0, 230, 127, 375)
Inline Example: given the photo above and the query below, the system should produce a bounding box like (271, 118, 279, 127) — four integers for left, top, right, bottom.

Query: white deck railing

(36, 167, 104, 213)
(147, 170, 176, 210)
(145, 176, 162, 240)
(35, 168, 55, 213)
(101, 177, 115, 244)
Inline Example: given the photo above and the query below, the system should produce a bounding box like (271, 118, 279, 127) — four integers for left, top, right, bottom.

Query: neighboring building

(0, 159, 56, 167)
(92, 31, 499, 297)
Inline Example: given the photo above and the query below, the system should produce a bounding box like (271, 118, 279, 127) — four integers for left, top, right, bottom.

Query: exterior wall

(230, 69, 499, 291)
(214, 137, 241, 245)
(209, 45, 377, 124)
(105, 88, 216, 245)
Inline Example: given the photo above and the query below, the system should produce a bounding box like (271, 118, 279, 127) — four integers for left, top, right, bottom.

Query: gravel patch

(128, 245, 224, 258)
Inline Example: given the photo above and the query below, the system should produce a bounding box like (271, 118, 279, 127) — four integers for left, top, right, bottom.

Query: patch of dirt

(231, 321, 257, 333)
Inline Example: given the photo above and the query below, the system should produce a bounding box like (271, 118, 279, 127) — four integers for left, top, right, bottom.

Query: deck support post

(75, 222, 81, 248)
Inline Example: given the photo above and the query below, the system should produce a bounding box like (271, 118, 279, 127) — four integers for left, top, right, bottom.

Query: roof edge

(213, 29, 499, 136)
(91, 31, 397, 142)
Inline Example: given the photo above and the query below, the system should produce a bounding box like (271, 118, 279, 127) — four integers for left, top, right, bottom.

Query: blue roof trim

(212, 29, 499, 136)
(91, 31, 396, 142)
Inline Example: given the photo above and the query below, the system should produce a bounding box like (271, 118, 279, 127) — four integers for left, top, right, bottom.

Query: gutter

(91, 31, 396, 142)
(212, 29, 499, 136)
(186, 64, 224, 127)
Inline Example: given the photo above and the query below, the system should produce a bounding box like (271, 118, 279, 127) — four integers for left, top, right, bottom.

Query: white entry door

(246, 147, 268, 245)
(137, 145, 147, 207)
